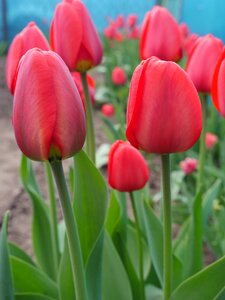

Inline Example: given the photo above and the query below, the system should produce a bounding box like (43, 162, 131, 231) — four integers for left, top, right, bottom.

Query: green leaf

(9, 242, 35, 266)
(11, 256, 58, 299)
(203, 179, 222, 229)
(20, 156, 56, 279)
(58, 238, 75, 300)
(143, 201, 163, 286)
(105, 191, 122, 236)
(145, 285, 163, 300)
(0, 212, 14, 300)
(73, 151, 108, 300)
(15, 294, 55, 300)
(102, 232, 133, 300)
(170, 255, 225, 300)
(126, 225, 151, 280)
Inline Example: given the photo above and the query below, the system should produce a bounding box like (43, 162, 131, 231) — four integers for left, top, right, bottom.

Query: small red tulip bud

(205, 132, 218, 149)
(180, 158, 198, 174)
(112, 67, 127, 86)
(101, 104, 115, 117)
(108, 140, 149, 192)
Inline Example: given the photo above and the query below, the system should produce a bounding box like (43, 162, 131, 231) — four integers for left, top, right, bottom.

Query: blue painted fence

(1, 0, 225, 44)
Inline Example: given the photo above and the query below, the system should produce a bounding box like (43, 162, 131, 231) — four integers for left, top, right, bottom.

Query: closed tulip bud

(186, 34, 223, 93)
(101, 104, 114, 117)
(112, 67, 127, 85)
(205, 132, 218, 149)
(184, 33, 199, 57)
(140, 6, 182, 62)
(50, 0, 103, 72)
(13, 48, 86, 161)
(6, 22, 49, 94)
(126, 57, 202, 154)
(127, 14, 138, 28)
(108, 140, 149, 192)
(211, 48, 225, 117)
(180, 158, 198, 174)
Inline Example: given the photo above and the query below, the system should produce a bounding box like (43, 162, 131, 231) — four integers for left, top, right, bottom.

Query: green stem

(81, 71, 95, 163)
(44, 161, 60, 278)
(129, 192, 145, 300)
(161, 155, 172, 300)
(50, 160, 88, 300)
(197, 94, 207, 192)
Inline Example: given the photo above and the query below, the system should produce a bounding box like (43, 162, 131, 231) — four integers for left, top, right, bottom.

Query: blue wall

(1, 0, 225, 43)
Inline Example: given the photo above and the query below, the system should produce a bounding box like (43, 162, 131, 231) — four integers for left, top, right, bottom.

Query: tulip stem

(197, 94, 207, 192)
(50, 159, 88, 300)
(161, 154, 172, 300)
(129, 192, 145, 300)
(44, 161, 60, 278)
(81, 71, 96, 164)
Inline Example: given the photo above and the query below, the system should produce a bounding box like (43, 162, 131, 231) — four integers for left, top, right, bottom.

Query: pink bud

(205, 132, 218, 149)
(101, 104, 114, 117)
(112, 67, 127, 86)
(180, 158, 198, 174)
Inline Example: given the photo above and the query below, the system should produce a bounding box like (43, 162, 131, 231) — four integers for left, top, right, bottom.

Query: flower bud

(13, 48, 86, 161)
(205, 132, 218, 149)
(101, 104, 114, 117)
(108, 140, 149, 192)
(180, 158, 198, 174)
(112, 67, 127, 86)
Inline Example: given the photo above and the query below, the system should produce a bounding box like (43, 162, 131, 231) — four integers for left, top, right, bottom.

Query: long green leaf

(11, 256, 58, 299)
(105, 191, 122, 236)
(170, 255, 225, 300)
(0, 212, 14, 300)
(15, 294, 55, 300)
(58, 238, 75, 300)
(9, 242, 35, 266)
(143, 201, 163, 286)
(20, 156, 55, 279)
(102, 232, 133, 300)
(73, 150, 108, 300)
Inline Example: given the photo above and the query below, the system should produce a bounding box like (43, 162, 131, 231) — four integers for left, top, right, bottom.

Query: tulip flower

(126, 14, 138, 28)
(186, 34, 223, 93)
(101, 104, 115, 117)
(115, 15, 125, 28)
(6, 22, 49, 94)
(108, 140, 149, 192)
(126, 57, 202, 154)
(212, 48, 225, 117)
(140, 6, 182, 62)
(112, 67, 127, 86)
(205, 132, 218, 149)
(71, 72, 95, 106)
(184, 33, 199, 57)
(50, 0, 103, 72)
(180, 157, 198, 174)
(13, 48, 86, 161)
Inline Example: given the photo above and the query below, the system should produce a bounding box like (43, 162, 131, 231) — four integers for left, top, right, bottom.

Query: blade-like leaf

(11, 256, 58, 299)
(9, 242, 35, 266)
(145, 285, 163, 300)
(15, 294, 55, 300)
(102, 232, 133, 300)
(105, 191, 122, 236)
(20, 156, 56, 279)
(170, 255, 225, 300)
(73, 150, 108, 300)
(0, 212, 14, 300)
(58, 238, 75, 300)
(143, 201, 163, 286)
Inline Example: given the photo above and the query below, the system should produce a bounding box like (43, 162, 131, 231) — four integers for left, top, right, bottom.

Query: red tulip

(50, 0, 103, 72)
(13, 48, 86, 161)
(127, 26, 140, 39)
(115, 15, 125, 28)
(184, 33, 199, 57)
(205, 132, 218, 149)
(180, 158, 198, 174)
(126, 57, 202, 154)
(186, 34, 223, 93)
(126, 14, 138, 28)
(6, 22, 49, 94)
(140, 6, 182, 62)
(101, 104, 114, 117)
(112, 67, 127, 85)
(211, 48, 225, 117)
(71, 72, 95, 107)
(108, 140, 149, 192)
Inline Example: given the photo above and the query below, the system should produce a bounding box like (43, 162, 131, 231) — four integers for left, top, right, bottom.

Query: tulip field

(2, 1, 225, 300)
